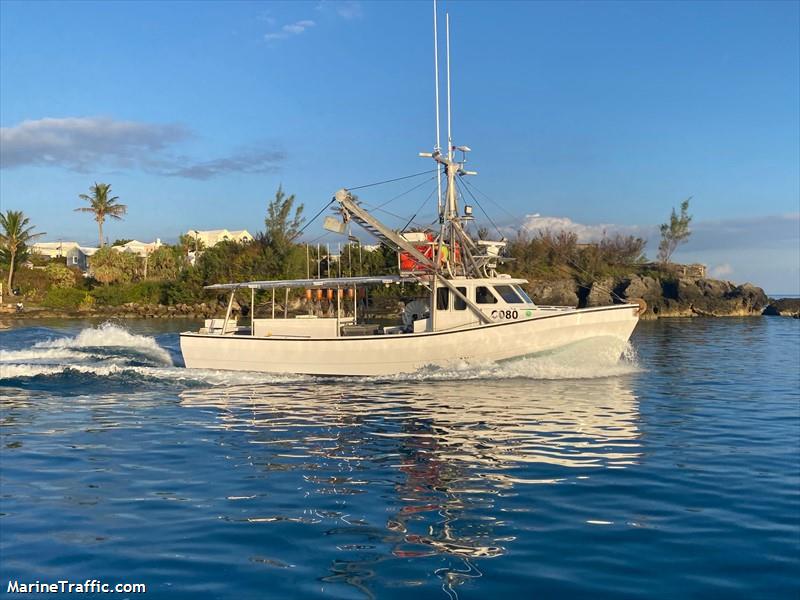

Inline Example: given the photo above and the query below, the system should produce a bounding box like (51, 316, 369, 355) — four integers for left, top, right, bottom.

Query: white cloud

(316, 1, 363, 20)
(256, 11, 276, 26)
(335, 1, 363, 20)
(710, 263, 734, 278)
(0, 116, 285, 179)
(0, 117, 189, 171)
(158, 148, 285, 180)
(518, 213, 649, 242)
(264, 19, 316, 41)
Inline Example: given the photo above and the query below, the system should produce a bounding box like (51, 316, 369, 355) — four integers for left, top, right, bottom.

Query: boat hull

(179, 304, 639, 376)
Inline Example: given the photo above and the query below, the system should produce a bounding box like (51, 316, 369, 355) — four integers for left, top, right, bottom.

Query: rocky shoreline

(0, 301, 220, 321)
(528, 275, 795, 319)
(1, 277, 797, 322)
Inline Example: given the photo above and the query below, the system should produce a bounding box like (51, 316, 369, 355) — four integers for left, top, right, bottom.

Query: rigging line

(370, 205, 437, 232)
(346, 169, 439, 191)
(306, 230, 333, 244)
(368, 203, 432, 226)
(461, 178, 517, 220)
(400, 186, 438, 232)
(365, 175, 438, 210)
(296, 198, 335, 237)
(456, 177, 504, 238)
(527, 232, 628, 304)
(554, 260, 627, 304)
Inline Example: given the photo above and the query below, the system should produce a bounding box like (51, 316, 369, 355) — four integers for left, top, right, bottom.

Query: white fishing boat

(179, 4, 641, 377)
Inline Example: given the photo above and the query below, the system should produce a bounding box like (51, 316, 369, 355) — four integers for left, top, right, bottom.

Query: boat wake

(3, 322, 172, 365)
(374, 337, 641, 382)
(0, 323, 305, 390)
(2, 323, 640, 391)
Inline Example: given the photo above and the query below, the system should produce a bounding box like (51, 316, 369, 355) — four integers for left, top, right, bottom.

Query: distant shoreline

(2, 295, 799, 323)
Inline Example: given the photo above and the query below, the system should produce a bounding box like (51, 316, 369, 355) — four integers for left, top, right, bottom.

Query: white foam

(0, 361, 308, 385)
(365, 338, 641, 382)
(33, 322, 173, 365)
(0, 364, 66, 378)
(0, 348, 88, 363)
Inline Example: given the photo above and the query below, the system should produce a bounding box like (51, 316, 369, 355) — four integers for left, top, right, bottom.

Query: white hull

(180, 304, 639, 376)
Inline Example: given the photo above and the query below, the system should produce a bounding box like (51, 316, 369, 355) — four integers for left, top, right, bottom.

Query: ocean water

(1, 317, 798, 599)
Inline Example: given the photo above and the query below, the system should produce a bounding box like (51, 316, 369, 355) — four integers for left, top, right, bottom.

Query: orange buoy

(316, 289, 323, 301)
(305, 289, 312, 301)
(347, 288, 355, 299)
(326, 289, 333, 301)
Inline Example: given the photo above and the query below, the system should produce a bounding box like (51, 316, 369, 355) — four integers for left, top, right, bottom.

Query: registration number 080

(491, 309, 518, 320)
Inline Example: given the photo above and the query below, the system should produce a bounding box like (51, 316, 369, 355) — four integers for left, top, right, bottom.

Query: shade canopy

(204, 275, 418, 291)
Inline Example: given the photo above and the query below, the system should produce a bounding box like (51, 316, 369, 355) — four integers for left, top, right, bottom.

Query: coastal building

(186, 229, 253, 248)
(114, 239, 163, 257)
(32, 241, 98, 272)
(32, 241, 80, 259)
(33, 239, 164, 273)
(641, 262, 707, 278)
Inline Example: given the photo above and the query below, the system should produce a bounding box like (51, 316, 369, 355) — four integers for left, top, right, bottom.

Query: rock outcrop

(763, 298, 800, 318)
(527, 274, 769, 319)
(525, 279, 579, 307)
(585, 277, 615, 307)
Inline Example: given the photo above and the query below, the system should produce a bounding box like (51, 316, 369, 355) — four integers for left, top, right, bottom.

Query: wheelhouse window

(476, 286, 498, 304)
(513, 285, 534, 304)
(436, 287, 449, 310)
(494, 284, 525, 303)
(453, 287, 467, 310)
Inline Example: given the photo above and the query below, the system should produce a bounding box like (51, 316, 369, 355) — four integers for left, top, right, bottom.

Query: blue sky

(1, 0, 798, 293)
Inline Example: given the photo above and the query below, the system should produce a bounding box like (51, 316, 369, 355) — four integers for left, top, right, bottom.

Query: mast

(446, 13, 452, 163)
(433, 0, 443, 217)
(415, 4, 482, 277)
(444, 11, 459, 277)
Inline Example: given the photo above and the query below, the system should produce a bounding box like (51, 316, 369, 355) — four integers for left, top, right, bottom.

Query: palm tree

(75, 183, 127, 247)
(0, 210, 44, 294)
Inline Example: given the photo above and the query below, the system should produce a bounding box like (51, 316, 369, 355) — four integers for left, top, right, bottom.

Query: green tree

(0, 210, 44, 294)
(46, 262, 78, 289)
(658, 198, 692, 264)
(599, 233, 647, 265)
(179, 233, 205, 255)
(90, 247, 140, 285)
(264, 186, 304, 262)
(147, 245, 183, 281)
(75, 183, 128, 247)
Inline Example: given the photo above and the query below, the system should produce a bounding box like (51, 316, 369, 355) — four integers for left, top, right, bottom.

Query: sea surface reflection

(177, 378, 640, 596)
(1, 318, 798, 599)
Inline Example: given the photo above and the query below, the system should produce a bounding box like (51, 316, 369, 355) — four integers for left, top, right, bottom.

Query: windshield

(494, 285, 525, 304)
(476, 286, 498, 304)
(512, 284, 534, 304)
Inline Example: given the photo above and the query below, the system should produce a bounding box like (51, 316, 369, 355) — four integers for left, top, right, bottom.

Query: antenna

(446, 12, 452, 162)
(433, 0, 443, 216)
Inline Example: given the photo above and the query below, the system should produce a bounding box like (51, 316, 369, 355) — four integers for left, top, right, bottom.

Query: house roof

(187, 228, 252, 237)
(33, 241, 80, 250)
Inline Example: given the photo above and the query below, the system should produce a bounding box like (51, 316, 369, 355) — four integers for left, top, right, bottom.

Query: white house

(32, 241, 80, 259)
(185, 229, 254, 247)
(32, 241, 98, 272)
(114, 239, 163, 257)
